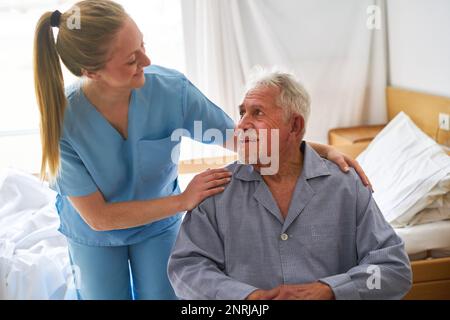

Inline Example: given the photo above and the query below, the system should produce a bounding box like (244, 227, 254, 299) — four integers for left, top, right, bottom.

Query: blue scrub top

(51, 65, 235, 246)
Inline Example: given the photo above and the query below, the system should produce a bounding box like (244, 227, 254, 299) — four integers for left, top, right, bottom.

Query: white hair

(245, 67, 311, 126)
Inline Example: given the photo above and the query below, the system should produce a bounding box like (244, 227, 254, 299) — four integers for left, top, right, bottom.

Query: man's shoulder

(225, 161, 261, 182)
(323, 158, 360, 182)
(225, 161, 245, 174)
(198, 162, 252, 206)
(319, 158, 372, 203)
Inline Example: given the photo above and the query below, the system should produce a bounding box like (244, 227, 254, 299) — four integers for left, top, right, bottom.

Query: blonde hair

(33, 0, 127, 182)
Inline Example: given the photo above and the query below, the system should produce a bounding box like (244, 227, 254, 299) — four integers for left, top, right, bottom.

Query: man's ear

(81, 69, 101, 81)
(290, 114, 305, 138)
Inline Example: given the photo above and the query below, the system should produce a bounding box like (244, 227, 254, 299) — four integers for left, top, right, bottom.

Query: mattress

(394, 220, 450, 261)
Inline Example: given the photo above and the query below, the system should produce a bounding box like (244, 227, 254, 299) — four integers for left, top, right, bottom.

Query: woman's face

(94, 17, 151, 90)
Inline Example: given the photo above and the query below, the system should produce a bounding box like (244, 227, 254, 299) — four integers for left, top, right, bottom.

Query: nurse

(33, 0, 370, 300)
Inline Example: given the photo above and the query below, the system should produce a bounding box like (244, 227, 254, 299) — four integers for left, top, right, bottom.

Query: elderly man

(168, 70, 412, 300)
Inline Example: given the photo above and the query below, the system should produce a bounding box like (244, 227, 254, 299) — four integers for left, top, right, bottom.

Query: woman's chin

(131, 73, 146, 88)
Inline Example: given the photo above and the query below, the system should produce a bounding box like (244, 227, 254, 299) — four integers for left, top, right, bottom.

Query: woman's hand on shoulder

(180, 168, 232, 211)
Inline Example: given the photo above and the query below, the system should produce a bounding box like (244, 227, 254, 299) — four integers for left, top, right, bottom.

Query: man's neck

(258, 143, 304, 184)
(256, 143, 304, 219)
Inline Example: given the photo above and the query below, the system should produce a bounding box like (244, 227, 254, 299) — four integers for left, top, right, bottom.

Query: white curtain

(181, 0, 388, 143)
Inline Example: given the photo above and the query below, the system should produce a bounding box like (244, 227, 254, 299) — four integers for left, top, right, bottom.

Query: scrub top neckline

(78, 82, 136, 142)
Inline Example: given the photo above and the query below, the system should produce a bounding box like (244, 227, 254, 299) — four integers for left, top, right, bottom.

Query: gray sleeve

(320, 178, 413, 300)
(167, 199, 258, 300)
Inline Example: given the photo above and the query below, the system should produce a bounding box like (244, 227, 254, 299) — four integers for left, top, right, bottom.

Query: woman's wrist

(308, 141, 330, 158)
(174, 193, 188, 212)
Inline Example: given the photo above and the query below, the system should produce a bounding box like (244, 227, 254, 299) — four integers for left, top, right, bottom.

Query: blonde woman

(33, 0, 370, 300)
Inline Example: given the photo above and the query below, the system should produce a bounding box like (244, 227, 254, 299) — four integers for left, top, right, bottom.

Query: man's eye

(255, 110, 264, 116)
(127, 60, 137, 65)
(239, 111, 245, 118)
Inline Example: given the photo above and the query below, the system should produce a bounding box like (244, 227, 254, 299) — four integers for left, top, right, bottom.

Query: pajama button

(280, 233, 289, 241)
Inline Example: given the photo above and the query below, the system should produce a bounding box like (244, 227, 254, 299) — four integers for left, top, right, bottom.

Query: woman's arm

(68, 168, 232, 231)
(224, 136, 372, 190)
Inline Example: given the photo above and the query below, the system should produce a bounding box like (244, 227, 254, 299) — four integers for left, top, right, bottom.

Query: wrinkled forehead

(242, 86, 280, 107)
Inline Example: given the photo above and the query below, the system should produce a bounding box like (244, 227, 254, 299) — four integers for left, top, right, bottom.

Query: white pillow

(408, 186, 450, 226)
(357, 112, 450, 227)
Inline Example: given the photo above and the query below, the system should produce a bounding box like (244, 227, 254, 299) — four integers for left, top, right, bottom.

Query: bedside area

(326, 86, 450, 300)
(327, 124, 385, 158)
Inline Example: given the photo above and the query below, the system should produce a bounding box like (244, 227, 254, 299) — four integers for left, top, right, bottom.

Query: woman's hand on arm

(308, 141, 373, 191)
(68, 168, 232, 231)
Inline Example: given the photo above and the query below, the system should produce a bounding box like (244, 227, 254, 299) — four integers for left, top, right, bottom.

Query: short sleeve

(182, 79, 235, 145)
(50, 139, 98, 197)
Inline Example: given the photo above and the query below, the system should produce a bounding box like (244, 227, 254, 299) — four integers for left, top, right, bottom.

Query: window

(0, 0, 186, 173)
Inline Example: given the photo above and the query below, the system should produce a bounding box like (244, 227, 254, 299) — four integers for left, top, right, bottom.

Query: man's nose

(237, 114, 253, 130)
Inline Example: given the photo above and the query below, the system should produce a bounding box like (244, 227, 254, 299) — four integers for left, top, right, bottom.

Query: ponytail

(33, 1, 127, 182)
(33, 12, 66, 182)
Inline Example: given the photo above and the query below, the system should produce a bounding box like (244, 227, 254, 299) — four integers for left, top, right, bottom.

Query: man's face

(236, 86, 292, 168)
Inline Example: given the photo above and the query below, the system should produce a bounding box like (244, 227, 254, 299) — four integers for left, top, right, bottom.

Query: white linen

(394, 220, 450, 256)
(409, 189, 450, 226)
(0, 168, 76, 300)
(357, 112, 450, 227)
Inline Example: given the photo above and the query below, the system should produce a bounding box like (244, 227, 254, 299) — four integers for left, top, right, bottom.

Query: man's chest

(267, 183, 297, 219)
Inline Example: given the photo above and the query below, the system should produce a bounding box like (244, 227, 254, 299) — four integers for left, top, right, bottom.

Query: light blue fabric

(68, 218, 181, 300)
(168, 142, 413, 300)
(51, 65, 235, 246)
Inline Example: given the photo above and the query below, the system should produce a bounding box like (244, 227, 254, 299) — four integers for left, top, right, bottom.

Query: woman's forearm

(71, 168, 231, 232)
(102, 194, 185, 231)
(97, 194, 186, 231)
(307, 141, 331, 157)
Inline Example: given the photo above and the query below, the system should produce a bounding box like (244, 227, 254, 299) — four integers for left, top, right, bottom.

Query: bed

(0, 169, 77, 300)
(328, 86, 450, 300)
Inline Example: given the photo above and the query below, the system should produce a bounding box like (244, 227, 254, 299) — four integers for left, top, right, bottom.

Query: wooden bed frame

(179, 86, 450, 300)
(386, 86, 449, 146)
(327, 87, 450, 300)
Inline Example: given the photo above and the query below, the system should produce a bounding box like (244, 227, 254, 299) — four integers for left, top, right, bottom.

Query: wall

(387, 0, 450, 97)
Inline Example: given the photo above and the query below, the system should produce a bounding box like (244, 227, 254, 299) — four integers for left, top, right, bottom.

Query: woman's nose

(139, 53, 151, 68)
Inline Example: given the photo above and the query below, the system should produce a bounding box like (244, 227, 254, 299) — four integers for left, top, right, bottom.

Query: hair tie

(50, 10, 62, 28)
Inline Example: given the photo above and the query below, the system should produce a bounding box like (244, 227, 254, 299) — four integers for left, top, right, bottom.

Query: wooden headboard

(386, 87, 450, 146)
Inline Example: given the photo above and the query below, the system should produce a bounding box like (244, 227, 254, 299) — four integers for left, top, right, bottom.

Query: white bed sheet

(394, 220, 450, 259)
(0, 168, 77, 300)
